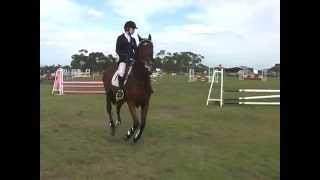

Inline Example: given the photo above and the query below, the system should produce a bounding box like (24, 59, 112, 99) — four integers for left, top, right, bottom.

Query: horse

(102, 34, 154, 143)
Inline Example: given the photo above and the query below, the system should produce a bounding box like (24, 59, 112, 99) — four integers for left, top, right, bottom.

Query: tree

(153, 50, 206, 73)
(107, 54, 117, 63)
(71, 54, 88, 71)
(40, 65, 56, 74)
(156, 50, 166, 59)
(78, 49, 88, 54)
(70, 49, 119, 73)
(63, 65, 71, 72)
(87, 52, 106, 72)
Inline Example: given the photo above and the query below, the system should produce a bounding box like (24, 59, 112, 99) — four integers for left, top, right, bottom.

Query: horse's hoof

(133, 135, 141, 143)
(123, 135, 130, 141)
(124, 128, 134, 141)
(115, 120, 121, 127)
(107, 121, 114, 128)
(133, 129, 141, 143)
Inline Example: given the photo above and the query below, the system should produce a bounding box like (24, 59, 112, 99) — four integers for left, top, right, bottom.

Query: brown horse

(102, 34, 154, 143)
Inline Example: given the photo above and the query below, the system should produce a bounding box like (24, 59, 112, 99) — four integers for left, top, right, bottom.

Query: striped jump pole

(52, 69, 105, 95)
(62, 81, 105, 94)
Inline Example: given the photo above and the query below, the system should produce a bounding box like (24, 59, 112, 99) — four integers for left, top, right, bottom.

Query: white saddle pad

(111, 66, 132, 87)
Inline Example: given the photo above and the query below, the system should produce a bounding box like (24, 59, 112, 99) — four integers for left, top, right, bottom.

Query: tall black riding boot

(116, 76, 125, 101)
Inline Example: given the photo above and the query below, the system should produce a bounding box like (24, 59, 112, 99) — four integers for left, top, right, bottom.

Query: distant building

(268, 64, 280, 77)
(238, 69, 251, 75)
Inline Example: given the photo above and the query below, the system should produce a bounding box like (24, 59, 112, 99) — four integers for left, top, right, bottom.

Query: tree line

(40, 49, 209, 74)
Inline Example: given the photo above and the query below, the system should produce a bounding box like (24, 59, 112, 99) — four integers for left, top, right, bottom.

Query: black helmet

(124, 21, 138, 30)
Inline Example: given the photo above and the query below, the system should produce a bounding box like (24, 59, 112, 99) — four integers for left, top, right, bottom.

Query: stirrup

(116, 89, 124, 101)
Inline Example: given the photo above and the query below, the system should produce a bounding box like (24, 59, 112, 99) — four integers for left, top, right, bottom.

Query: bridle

(138, 39, 153, 72)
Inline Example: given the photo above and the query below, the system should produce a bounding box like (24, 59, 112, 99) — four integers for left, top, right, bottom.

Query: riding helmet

(124, 21, 138, 30)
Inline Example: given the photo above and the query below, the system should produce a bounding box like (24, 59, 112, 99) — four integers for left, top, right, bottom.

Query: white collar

(124, 32, 131, 42)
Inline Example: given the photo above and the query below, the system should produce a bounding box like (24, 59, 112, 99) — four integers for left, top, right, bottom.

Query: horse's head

(137, 34, 154, 73)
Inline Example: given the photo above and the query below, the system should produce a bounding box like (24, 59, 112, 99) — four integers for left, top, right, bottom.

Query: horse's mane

(131, 60, 150, 81)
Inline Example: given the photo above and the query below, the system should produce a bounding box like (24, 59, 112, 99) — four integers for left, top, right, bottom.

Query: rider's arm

(116, 36, 129, 60)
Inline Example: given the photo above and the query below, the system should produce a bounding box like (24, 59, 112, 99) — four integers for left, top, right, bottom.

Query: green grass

(41, 75, 279, 180)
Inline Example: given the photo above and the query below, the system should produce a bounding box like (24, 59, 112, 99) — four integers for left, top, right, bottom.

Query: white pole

(238, 89, 280, 93)
(206, 70, 215, 106)
(207, 67, 210, 83)
(212, 71, 215, 83)
(60, 69, 64, 95)
(239, 95, 280, 100)
(220, 68, 224, 107)
(208, 67, 212, 83)
(238, 102, 280, 105)
(189, 68, 195, 82)
(51, 71, 57, 95)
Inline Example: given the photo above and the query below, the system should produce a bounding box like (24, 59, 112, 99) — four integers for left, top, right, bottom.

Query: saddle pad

(111, 66, 132, 87)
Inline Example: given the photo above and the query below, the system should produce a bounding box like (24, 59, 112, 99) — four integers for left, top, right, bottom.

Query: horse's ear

(138, 34, 142, 41)
(148, 34, 152, 40)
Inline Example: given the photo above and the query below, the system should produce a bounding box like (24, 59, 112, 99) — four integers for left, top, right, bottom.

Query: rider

(115, 21, 138, 100)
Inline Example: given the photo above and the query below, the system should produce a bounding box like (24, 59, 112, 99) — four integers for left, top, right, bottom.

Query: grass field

(40, 75, 280, 180)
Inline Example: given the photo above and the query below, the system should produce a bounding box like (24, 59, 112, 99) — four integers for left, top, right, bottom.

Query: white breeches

(118, 62, 126, 77)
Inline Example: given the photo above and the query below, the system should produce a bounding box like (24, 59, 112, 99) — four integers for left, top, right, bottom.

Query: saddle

(111, 64, 132, 88)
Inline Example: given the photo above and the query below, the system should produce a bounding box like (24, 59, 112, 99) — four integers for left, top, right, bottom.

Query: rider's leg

(116, 62, 126, 100)
(118, 62, 126, 79)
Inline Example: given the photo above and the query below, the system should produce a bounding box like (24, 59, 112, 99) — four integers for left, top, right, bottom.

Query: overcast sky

(40, 0, 279, 69)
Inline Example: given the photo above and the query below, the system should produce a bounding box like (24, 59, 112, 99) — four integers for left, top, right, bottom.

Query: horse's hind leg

(133, 103, 149, 143)
(124, 101, 139, 141)
(106, 92, 116, 136)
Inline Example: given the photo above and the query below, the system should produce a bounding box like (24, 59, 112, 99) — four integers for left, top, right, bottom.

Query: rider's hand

(129, 58, 135, 64)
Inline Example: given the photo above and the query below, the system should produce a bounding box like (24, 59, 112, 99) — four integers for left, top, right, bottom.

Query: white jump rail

(238, 89, 280, 93)
(239, 102, 280, 105)
(206, 67, 280, 107)
(239, 95, 279, 100)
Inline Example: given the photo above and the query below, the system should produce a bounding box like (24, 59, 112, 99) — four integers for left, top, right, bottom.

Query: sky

(40, 0, 280, 69)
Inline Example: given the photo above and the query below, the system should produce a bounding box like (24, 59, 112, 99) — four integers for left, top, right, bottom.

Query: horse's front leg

(115, 101, 124, 127)
(106, 92, 115, 136)
(124, 101, 140, 141)
(133, 102, 149, 143)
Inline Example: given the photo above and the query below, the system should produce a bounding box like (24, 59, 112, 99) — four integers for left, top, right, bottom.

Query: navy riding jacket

(116, 33, 138, 64)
